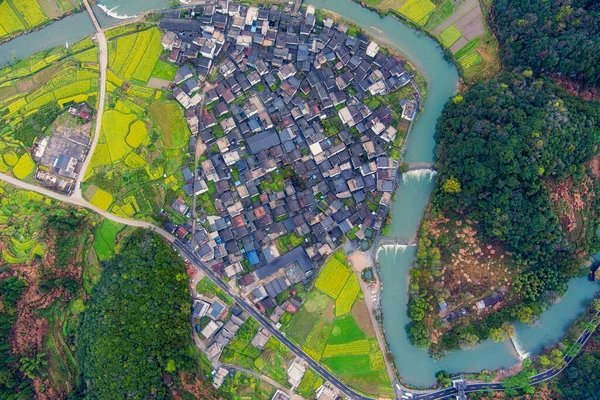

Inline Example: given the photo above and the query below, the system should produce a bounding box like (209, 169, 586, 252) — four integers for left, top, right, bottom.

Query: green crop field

(328, 314, 367, 345)
(148, 100, 191, 153)
(439, 25, 462, 48)
(315, 257, 351, 298)
(12, 153, 35, 179)
(93, 219, 124, 261)
(109, 28, 163, 83)
(303, 318, 332, 361)
(398, 0, 436, 25)
(151, 60, 178, 81)
(335, 274, 361, 316)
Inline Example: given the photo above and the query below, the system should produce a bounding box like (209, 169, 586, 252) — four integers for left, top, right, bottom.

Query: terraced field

(0, 38, 99, 183)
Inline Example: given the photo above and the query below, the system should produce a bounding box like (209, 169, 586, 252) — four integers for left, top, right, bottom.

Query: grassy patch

(196, 276, 233, 305)
(327, 314, 366, 345)
(151, 60, 178, 81)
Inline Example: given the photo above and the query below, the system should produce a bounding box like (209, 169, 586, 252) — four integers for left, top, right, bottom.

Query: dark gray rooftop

(255, 246, 313, 280)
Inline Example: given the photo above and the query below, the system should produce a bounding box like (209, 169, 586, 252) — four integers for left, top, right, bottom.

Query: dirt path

(219, 363, 303, 399)
(73, 0, 108, 200)
(0, 172, 175, 241)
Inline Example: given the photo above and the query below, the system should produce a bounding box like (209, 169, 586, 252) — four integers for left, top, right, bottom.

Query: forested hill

(434, 72, 600, 273)
(492, 0, 600, 88)
(77, 232, 198, 399)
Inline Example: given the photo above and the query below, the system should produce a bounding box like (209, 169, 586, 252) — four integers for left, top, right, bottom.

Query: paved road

(0, 172, 175, 241)
(174, 241, 372, 400)
(409, 310, 600, 400)
(74, 0, 108, 199)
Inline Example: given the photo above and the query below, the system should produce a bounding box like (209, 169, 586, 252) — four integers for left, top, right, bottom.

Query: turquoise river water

(1, 0, 598, 388)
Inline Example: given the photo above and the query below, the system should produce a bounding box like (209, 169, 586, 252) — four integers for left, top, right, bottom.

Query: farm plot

(285, 252, 390, 397)
(89, 187, 113, 211)
(109, 28, 163, 83)
(148, 100, 191, 155)
(12, 153, 35, 179)
(398, 0, 436, 26)
(0, 2, 25, 36)
(12, 0, 49, 27)
(439, 25, 462, 48)
(98, 110, 135, 163)
(93, 219, 124, 261)
(335, 274, 361, 316)
(315, 257, 351, 299)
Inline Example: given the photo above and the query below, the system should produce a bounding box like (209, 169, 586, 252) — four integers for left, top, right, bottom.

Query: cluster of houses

(193, 294, 247, 362)
(441, 292, 505, 323)
(160, 2, 418, 314)
(33, 103, 93, 194)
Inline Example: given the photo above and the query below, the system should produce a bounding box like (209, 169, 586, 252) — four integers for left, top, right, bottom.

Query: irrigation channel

(0, 0, 598, 388)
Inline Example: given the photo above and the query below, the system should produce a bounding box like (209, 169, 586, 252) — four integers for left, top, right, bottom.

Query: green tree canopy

(77, 231, 192, 399)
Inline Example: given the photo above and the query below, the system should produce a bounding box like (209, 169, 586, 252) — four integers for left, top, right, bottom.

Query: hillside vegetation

(77, 232, 194, 398)
(492, 0, 600, 88)
(409, 71, 600, 354)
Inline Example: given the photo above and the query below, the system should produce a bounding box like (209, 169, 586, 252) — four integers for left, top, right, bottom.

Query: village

(158, 0, 417, 304)
(151, 3, 422, 395)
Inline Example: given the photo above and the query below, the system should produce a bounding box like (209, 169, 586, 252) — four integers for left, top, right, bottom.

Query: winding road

(1, 4, 598, 400)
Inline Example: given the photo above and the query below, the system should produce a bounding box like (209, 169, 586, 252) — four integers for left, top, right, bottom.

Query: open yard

(284, 253, 391, 397)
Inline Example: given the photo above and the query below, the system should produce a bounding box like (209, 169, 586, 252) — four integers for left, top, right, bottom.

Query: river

(3, 0, 599, 388)
(305, 0, 600, 388)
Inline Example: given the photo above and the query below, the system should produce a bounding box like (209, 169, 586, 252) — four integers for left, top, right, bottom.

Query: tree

(441, 176, 461, 193)
(489, 328, 504, 342)
(592, 298, 600, 312)
(502, 322, 515, 338)
(458, 332, 479, 349)
(77, 232, 192, 399)
(539, 355, 551, 367)
(408, 322, 431, 348)
(435, 370, 453, 388)
(517, 306, 534, 324)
